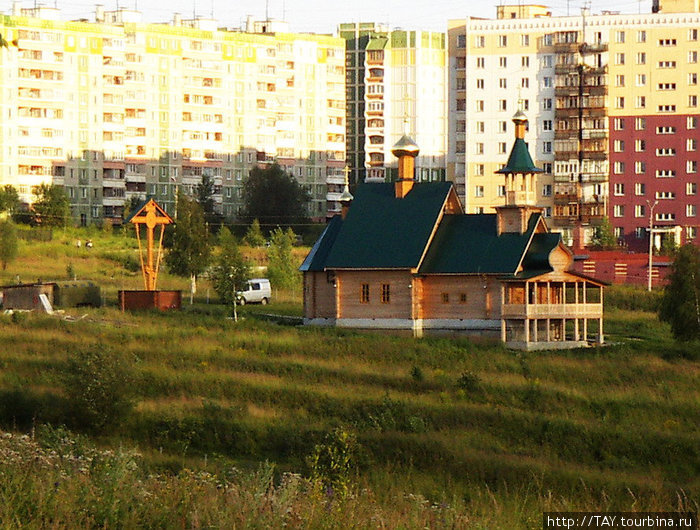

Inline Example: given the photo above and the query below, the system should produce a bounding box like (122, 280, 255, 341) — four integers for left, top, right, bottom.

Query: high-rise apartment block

(449, 1, 700, 250)
(0, 5, 346, 224)
(339, 23, 447, 185)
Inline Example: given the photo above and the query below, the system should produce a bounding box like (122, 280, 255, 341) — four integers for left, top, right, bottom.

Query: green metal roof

(299, 215, 343, 272)
(323, 182, 452, 269)
(495, 138, 543, 175)
(521, 233, 561, 270)
(419, 213, 542, 275)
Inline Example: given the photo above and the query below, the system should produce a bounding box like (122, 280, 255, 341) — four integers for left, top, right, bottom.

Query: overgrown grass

(0, 228, 697, 526)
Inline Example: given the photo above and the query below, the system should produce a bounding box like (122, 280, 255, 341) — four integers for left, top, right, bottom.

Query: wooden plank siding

(336, 270, 413, 320)
(303, 272, 337, 319)
(420, 276, 502, 320)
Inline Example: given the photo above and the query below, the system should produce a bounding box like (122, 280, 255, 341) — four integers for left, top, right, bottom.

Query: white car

(237, 279, 271, 305)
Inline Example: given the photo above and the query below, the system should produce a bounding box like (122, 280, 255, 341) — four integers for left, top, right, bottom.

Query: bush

(457, 371, 482, 392)
(307, 427, 357, 498)
(62, 347, 136, 432)
(605, 285, 662, 312)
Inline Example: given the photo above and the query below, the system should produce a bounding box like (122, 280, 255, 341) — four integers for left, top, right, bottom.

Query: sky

(3, 0, 656, 34)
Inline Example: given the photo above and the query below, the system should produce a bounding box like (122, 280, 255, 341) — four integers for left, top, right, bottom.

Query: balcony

(580, 42, 608, 54)
(502, 302, 603, 319)
(553, 41, 580, 52)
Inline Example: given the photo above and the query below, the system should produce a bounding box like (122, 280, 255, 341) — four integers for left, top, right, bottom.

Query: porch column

(574, 317, 580, 341)
(533, 318, 538, 342)
(583, 318, 588, 342)
(598, 318, 604, 344)
(501, 319, 507, 342)
(546, 318, 551, 341)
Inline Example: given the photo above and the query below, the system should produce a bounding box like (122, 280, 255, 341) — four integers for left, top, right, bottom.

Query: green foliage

(267, 227, 301, 291)
(0, 220, 18, 270)
(195, 174, 223, 230)
(242, 164, 310, 232)
(410, 365, 424, 383)
(659, 244, 700, 341)
(210, 227, 251, 306)
(308, 427, 358, 499)
(66, 262, 76, 280)
(243, 219, 266, 247)
(31, 183, 70, 227)
(166, 194, 211, 279)
(62, 347, 135, 432)
(590, 217, 617, 250)
(456, 370, 481, 392)
(0, 185, 20, 215)
(605, 285, 662, 312)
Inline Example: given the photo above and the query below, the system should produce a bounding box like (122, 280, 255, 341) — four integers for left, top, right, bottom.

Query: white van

(237, 278, 271, 305)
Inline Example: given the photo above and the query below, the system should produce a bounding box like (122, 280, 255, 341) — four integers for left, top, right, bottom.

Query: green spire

(495, 138, 543, 175)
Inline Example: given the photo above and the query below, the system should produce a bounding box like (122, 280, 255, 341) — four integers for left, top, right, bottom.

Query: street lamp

(647, 200, 659, 292)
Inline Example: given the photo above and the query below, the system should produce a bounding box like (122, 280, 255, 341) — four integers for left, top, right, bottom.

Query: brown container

(118, 290, 181, 311)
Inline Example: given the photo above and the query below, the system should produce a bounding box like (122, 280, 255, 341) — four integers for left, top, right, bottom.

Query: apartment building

(449, 0, 700, 250)
(0, 5, 346, 225)
(339, 23, 447, 185)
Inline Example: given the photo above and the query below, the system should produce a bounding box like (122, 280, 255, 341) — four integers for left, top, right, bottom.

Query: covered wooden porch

(500, 275, 605, 350)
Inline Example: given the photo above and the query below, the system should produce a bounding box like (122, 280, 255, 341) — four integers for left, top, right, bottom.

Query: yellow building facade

(0, 7, 346, 224)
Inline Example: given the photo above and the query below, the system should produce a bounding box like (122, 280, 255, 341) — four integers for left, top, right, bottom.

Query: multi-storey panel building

(0, 6, 346, 225)
(449, 1, 700, 251)
(339, 23, 447, 185)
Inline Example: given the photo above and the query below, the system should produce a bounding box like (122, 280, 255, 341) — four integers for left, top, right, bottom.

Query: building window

(499, 99, 507, 111)
(689, 117, 699, 129)
(689, 51, 698, 64)
(521, 34, 529, 46)
(543, 98, 553, 111)
(614, 140, 625, 152)
(656, 148, 676, 157)
(655, 170, 676, 178)
(475, 143, 484, 155)
(543, 120, 552, 131)
(635, 183, 645, 195)
(499, 78, 507, 89)
(689, 29, 698, 41)
(475, 35, 485, 48)
(635, 117, 646, 130)
(522, 56, 530, 68)
(381, 284, 390, 303)
(635, 227, 646, 239)
(457, 34, 466, 48)
(498, 142, 507, 154)
(635, 161, 646, 174)
(636, 96, 646, 108)
(688, 139, 698, 151)
(659, 38, 677, 47)
(637, 30, 646, 43)
(657, 126, 677, 134)
(636, 73, 646, 85)
(613, 205, 625, 217)
(614, 183, 624, 196)
(615, 53, 625, 65)
(635, 139, 646, 152)
(636, 53, 646, 65)
(475, 164, 485, 176)
(543, 141, 552, 154)
(687, 205, 697, 217)
(441, 293, 449, 304)
(689, 95, 698, 107)
(475, 121, 485, 133)
(687, 182, 697, 195)
(498, 35, 508, 47)
(657, 105, 676, 113)
(476, 57, 485, 68)
(616, 31, 625, 43)
(459, 293, 467, 303)
(688, 227, 697, 239)
(475, 185, 484, 197)
(497, 185, 506, 197)
(615, 97, 625, 109)
(688, 161, 698, 173)
(476, 100, 484, 112)
(498, 121, 508, 133)
(499, 57, 507, 68)
(634, 204, 645, 218)
(613, 162, 625, 174)
(476, 78, 484, 89)
(360, 284, 370, 304)
(543, 76, 552, 88)
(614, 118, 625, 130)
(615, 74, 625, 87)
(542, 184, 552, 196)
(689, 73, 698, 85)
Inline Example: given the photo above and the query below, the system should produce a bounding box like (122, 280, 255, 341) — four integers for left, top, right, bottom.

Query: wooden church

(301, 112, 605, 350)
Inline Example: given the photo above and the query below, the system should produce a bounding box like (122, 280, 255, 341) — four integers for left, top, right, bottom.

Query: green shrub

(62, 347, 135, 432)
(410, 365, 424, 383)
(456, 370, 481, 392)
(606, 285, 662, 312)
(307, 426, 357, 498)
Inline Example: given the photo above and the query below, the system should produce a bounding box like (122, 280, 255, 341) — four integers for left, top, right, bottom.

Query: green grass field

(0, 227, 697, 528)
